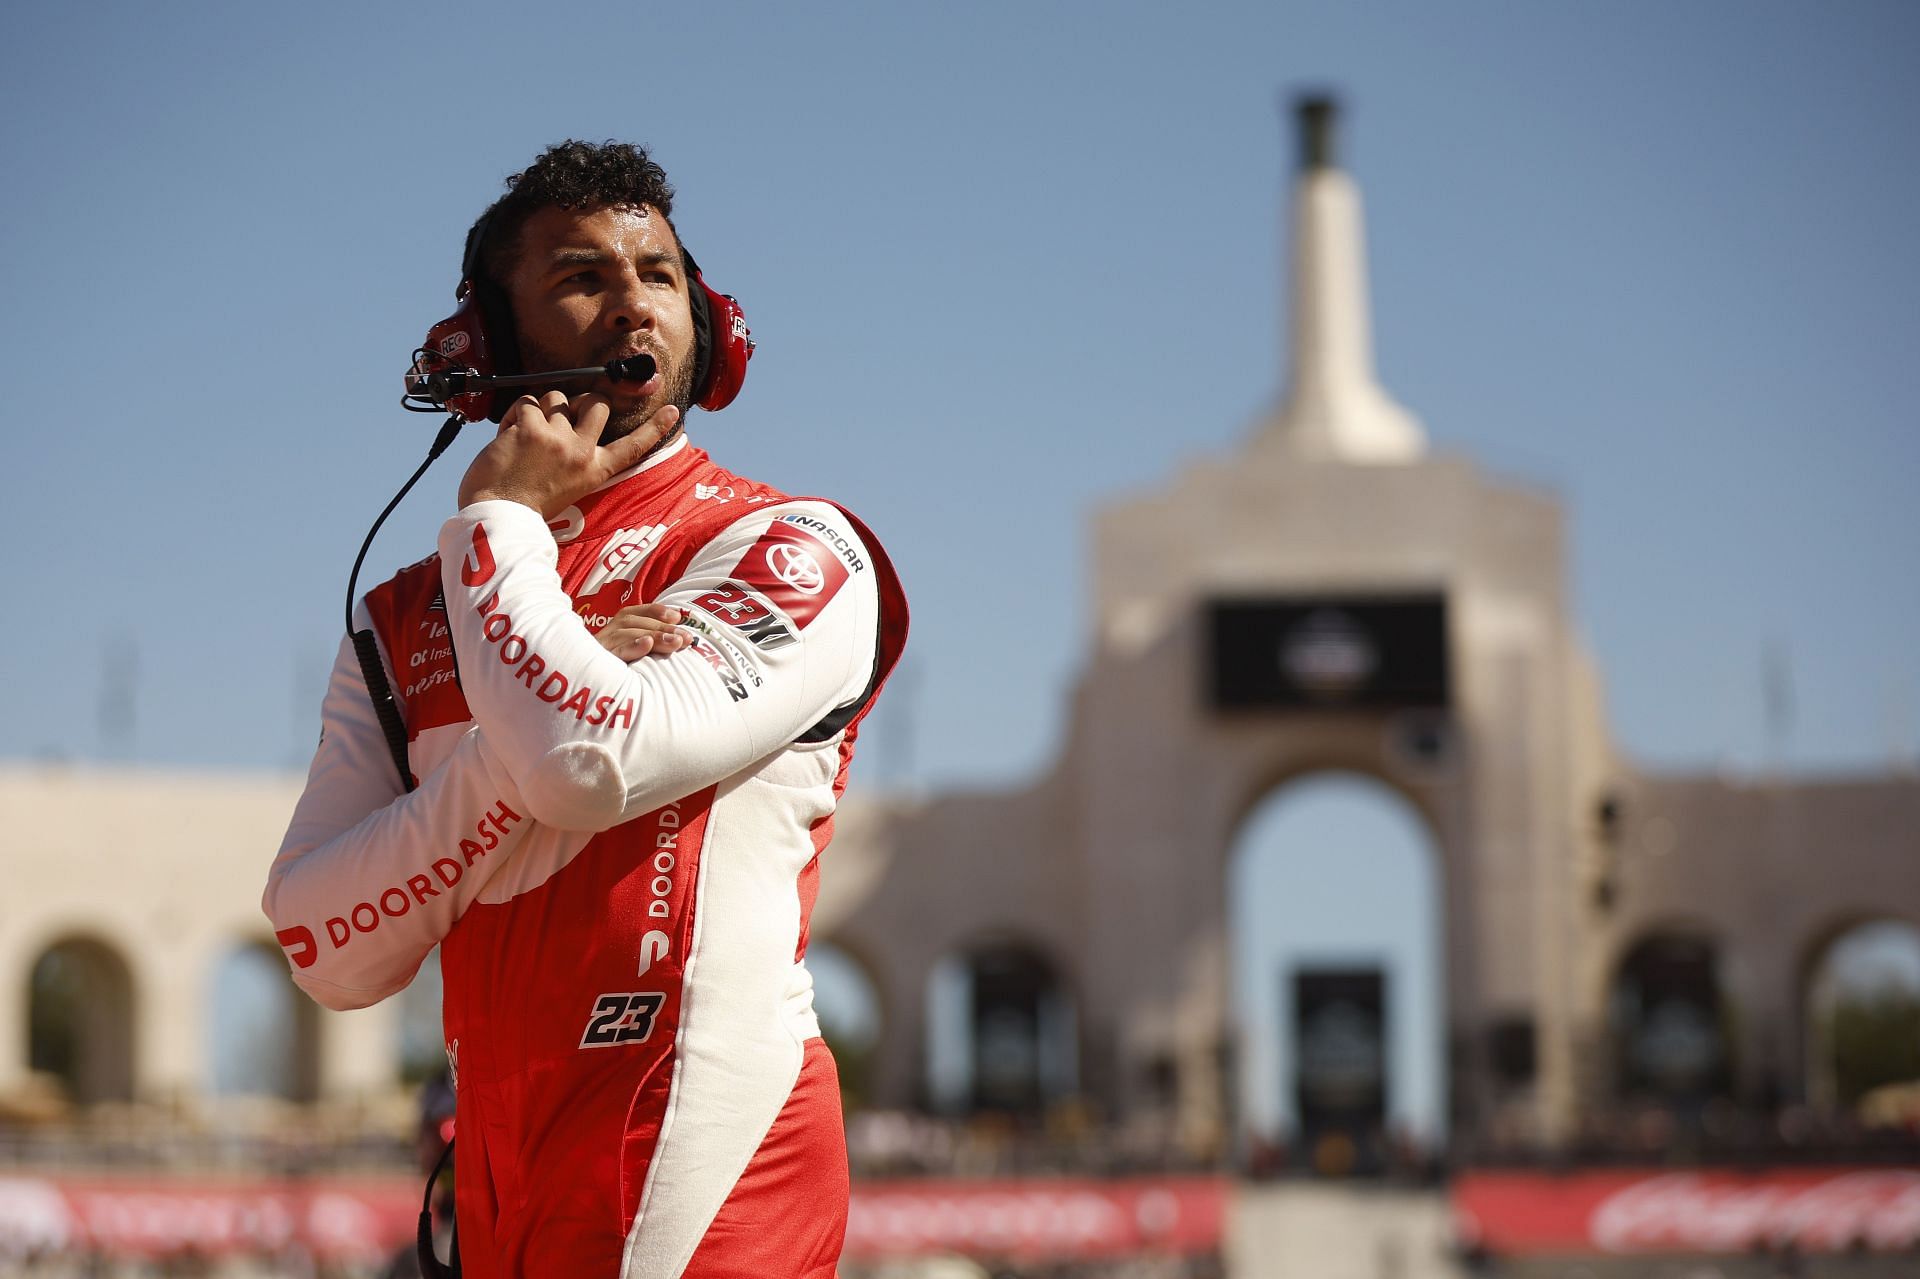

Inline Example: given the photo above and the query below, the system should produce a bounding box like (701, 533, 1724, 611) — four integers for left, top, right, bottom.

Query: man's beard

(517, 338, 696, 444)
(606, 345, 695, 443)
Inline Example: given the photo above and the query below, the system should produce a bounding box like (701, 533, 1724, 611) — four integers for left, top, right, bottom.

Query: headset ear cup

(469, 275, 521, 423)
(694, 279, 753, 411)
(460, 212, 522, 422)
(687, 275, 714, 403)
(416, 289, 498, 425)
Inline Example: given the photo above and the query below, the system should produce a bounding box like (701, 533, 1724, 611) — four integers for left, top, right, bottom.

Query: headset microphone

(406, 354, 657, 415)
(365, 356, 663, 792)
(356, 223, 753, 798)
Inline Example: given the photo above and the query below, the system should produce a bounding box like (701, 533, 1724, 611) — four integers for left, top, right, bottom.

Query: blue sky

(6, 1, 1917, 1122)
(3, 1, 1913, 788)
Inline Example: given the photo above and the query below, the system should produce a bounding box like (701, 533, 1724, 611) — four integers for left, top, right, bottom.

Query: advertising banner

(0, 1175, 418, 1260)
(1453, 1168, 1920, 1255)
(843, 1176, 1230, 1261)
(1294, 966, 1387, 1137)
(1207, 595, 1449, 710)
(1, 1174, 1229, 1263)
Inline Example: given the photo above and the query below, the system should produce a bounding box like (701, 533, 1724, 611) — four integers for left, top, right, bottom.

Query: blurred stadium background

(5, 10, 1918, 1278)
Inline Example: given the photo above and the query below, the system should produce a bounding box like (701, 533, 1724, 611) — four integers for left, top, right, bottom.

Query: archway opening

(1804, 919, 1920, 1118)
(396, 948, 444, 1085)
(28, 936, 135, 1106)
(809, 940, 883, 1110)
(924, 940, 1076, 1117)
(1609, 930, 1730, 1107)
(1226, 771, 1442, 1177)
(207, 939, 321, 1101)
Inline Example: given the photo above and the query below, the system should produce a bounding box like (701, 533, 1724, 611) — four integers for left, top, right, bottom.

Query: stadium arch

(807, 936, 888, 1109)
(1605, 922, 1733, 1104)
(21, 929, 137, 1107)
(206, 936, 323, 1102)
(1796, 911, 1920, 1113)
(922, 931, 1079, 1118)
(1224, 765, 1447, 1171)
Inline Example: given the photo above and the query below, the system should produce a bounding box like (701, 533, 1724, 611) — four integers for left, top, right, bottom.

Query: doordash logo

(461, 524, 497, 586)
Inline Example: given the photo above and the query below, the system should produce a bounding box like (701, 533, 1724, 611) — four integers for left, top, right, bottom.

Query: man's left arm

(436, 497, 878, 832)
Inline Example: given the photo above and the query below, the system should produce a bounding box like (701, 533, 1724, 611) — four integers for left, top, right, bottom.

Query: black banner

(1207, 595, 1448, 710)
(971, 949, 1048, 1113)
(1293, 966, 1388, 1158)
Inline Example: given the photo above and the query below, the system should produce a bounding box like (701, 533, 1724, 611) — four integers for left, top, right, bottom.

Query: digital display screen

(1207, 595, 1448, 710)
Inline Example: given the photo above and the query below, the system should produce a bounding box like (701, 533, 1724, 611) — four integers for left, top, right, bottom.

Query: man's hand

(458, 391, 681, 517)
(594, 603, 694, 661)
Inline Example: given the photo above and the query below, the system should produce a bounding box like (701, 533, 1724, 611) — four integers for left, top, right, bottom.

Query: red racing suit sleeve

(261, 608, 536, 1011)
(435, 497, 879, 833)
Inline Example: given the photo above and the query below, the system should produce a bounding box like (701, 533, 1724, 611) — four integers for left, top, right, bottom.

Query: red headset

(412, 211, 754, 424)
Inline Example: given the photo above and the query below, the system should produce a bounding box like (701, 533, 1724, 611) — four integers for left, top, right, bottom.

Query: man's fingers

(596, 604, 674, 632)
(595, 601, 694, 660)
(468, 394, 676, 517)
(570, 394, 612, 442)
(501, 394, 546, 432)
(599, 404, 681, 475)
(615, 603, 684, 624)
(610, 629, 692, 660)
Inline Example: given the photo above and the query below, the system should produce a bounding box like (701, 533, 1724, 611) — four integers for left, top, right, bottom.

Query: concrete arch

(1214, 738, 1469, 1041)
(925, 930, 1081, 1116)
(1796, 913, 1920, 1112)
(395, 947, 445, 1083)
(1592, 914, 1731, 1031)
(1795, 908, 1920, 993)
(1224, 768, 1447, 1167)
(1606, 924, 1732, 1102)
(951, 931, 1080, 1011)
(1222, 757, 1451, 870)
(807, 938, 887, 1110)
(206, 936, 322, 1102)
(1606, 915, 1726, 971)
(24, 931, 137, 1107)
(809, 930, 893, 1052)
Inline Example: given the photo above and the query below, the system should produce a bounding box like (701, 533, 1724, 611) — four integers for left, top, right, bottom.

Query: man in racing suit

(262, 142, 907, 1279)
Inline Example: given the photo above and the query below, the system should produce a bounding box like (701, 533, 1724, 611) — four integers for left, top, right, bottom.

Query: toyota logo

(766, 543, 825, 595)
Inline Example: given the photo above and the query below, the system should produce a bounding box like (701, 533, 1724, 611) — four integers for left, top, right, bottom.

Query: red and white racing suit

(263, 434, 907, 1278)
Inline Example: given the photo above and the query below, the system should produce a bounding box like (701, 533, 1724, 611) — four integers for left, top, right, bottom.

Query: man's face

(502, 203, 698, 441)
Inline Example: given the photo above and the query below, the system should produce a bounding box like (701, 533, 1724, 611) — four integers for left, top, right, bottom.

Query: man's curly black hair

(460, 139, 716, 397)
(470, 139, 680, 283)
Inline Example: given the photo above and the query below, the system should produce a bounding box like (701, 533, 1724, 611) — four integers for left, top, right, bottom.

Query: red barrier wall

(1453, 1168, 1920, 1255)
(0, 1174, 1231, 1262)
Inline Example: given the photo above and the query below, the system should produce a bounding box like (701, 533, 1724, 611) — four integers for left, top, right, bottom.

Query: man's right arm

(261, 613, 533, 1011)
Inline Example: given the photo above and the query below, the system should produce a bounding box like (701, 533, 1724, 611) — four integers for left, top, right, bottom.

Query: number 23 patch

(580, 992, 665, 1048)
